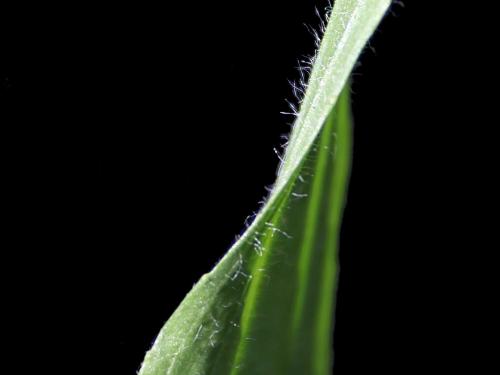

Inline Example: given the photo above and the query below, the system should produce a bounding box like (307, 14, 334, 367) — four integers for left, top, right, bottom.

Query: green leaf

(139, 1, 390, 374)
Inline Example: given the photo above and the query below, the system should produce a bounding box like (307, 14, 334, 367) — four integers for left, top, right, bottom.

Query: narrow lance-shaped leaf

(139, 1, 390, 374)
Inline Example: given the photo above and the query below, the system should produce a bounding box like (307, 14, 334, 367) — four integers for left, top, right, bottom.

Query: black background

(1, 1, 489, 374)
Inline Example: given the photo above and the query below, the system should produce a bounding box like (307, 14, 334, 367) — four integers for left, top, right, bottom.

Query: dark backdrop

(1, 1, 487, 374)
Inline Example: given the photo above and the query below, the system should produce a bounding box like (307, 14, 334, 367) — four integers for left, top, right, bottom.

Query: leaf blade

(138, 1, 390, 374)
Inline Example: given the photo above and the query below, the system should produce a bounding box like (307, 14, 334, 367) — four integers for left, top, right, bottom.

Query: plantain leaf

(139, 1, 390, 374)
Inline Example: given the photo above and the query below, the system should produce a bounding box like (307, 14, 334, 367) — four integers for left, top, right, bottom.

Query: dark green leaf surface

(139, 1, 390, 374)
